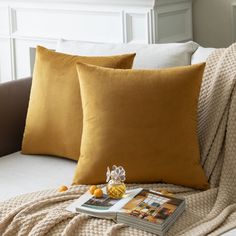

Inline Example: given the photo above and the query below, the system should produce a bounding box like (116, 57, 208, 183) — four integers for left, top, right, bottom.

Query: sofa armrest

(0, 78, 32, 157)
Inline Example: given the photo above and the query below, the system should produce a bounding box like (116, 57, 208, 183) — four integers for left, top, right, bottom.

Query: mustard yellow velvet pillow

(21, 46, 135, 160)
(73, 62, 209, 190)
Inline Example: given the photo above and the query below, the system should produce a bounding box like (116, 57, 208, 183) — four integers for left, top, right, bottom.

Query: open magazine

(66, 188, 185, 235)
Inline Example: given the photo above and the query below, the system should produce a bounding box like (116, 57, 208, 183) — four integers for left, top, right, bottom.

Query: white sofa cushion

(1, 152, 236, 236)
(56, 39, 199, 69)
(191, 46, 216, 64)
(0, 152, 76, 202)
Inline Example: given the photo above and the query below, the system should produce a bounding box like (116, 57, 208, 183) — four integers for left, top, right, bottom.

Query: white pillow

(56, 39, 199, 69)
(191, 47, 216, 64)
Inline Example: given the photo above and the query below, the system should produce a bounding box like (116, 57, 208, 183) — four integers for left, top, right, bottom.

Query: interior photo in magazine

(121, 190, 183, 224)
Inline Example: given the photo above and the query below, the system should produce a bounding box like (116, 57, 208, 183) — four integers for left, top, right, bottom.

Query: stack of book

(67, 188, 185, 235)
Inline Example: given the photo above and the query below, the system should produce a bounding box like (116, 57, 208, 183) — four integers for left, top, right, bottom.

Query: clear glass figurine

(106, 165, 126, 199)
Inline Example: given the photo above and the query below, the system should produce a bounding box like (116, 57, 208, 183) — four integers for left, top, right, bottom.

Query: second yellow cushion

(73, 62, 209, 190)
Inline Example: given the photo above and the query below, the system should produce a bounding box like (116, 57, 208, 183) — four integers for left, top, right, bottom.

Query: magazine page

(66, 187, 142, 214)
(119, 189, 184, 225)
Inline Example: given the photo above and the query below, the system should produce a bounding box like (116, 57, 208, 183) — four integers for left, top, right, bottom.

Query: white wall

(193, 0, 233, 48)
(0, 0, 193, 83)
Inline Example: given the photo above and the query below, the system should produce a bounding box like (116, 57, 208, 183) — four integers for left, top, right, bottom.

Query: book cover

(120, 189, 183, 225)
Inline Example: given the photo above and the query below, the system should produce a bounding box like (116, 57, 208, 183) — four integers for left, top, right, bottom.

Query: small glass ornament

(106, 165, 126, 199)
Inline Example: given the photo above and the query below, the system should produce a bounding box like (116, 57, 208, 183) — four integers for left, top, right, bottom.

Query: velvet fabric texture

(73, 63, 209, 190)
(22, 46, 135, 160)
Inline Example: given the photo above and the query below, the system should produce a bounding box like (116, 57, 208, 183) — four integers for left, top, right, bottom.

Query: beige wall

(193, 0, 233, 48)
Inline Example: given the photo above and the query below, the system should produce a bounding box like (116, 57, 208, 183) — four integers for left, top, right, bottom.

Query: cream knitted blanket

(0, 43, 236, 236)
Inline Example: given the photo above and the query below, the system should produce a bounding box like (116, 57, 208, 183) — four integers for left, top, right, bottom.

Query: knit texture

(0, 43, 236, 236)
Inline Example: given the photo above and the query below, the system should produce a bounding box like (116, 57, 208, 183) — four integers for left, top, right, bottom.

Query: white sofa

(2, 41, 235, 235)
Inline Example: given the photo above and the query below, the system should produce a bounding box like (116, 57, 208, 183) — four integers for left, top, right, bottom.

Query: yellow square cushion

(21, 46, 135, 160)
(73, 63, 209, 190)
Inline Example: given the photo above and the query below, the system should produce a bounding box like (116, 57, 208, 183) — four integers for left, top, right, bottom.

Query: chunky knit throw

(0, 43, 236, 236)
